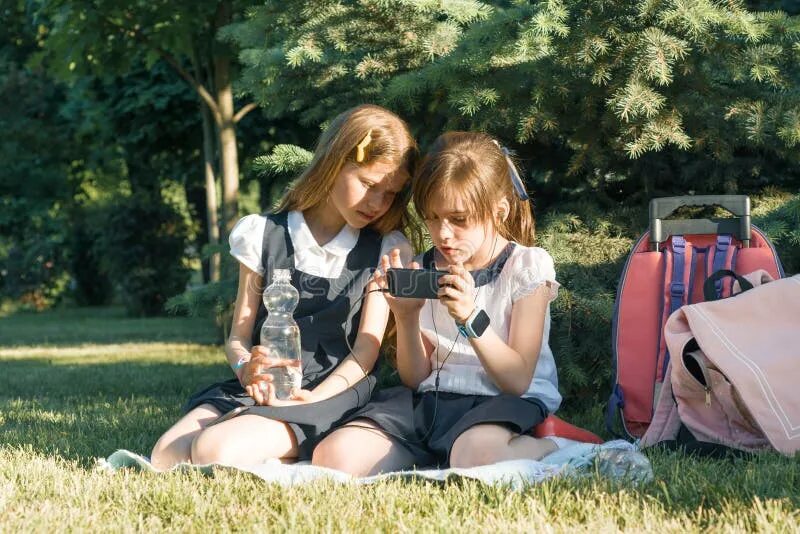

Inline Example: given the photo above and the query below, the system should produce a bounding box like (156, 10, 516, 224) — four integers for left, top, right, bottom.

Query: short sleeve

(379, 231, 414, 266)
(228, 214, 266, 275)
(510, 247, 560, 303)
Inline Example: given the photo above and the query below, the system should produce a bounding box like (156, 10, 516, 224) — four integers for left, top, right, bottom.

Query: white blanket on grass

(96, 440, 651, 489)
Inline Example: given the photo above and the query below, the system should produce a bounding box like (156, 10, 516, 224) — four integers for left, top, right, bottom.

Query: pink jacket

(642, 271, 800, 455)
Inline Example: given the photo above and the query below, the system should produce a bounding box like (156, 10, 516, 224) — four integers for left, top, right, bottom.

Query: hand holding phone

(373, 249, 426, 316)
(386, 268, 445, 299)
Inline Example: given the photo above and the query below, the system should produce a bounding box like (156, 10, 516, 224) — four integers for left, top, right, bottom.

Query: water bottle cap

(273, 269, 291, 282)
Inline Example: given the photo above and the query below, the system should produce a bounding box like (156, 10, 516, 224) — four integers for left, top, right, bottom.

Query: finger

(250, 346, 271, 358)
(249, 356, 274, 371)
(379, 254, 391, 274)
(251, 356, 287, 369)
(253, 373, 275, 384)
(438, 274, 461, 289)
(438, 286, 462, 300)
(291, 388, 313, 401)
(440, 275, 466, 294)
(373, 262, 385, 280)
(250, 382, 263, 404)
(373, 266, 387, 289)
(449, 263, 467, 278)
(266, 381, 277, 405)
(259, 358, 294, 368)
(409, 260, 421, 270)
(453, 267, 474, 291)
(390, 248, 404, 268)
(258, 381, 271, 405)
(249, 384, 264, 404)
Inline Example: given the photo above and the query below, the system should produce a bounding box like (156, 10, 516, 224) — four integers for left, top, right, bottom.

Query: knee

(150, 436, 172, 470)
(311, 433, 351, 471)
(311, 432, 365, 476)
(190, 428, 238, 466)
(150, 432, 186, 471)
(449, 431, 506, 469)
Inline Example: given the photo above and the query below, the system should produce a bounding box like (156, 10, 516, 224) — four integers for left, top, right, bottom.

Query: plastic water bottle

(259, 269, 302, 399)
(594, 448, 654, 483)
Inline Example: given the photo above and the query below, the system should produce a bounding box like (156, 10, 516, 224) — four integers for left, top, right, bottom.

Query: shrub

(92, 187, 197, 316)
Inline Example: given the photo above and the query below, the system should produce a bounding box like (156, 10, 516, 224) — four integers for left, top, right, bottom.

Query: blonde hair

(276, 104, 421, 245)
(413, 131, 535, 246)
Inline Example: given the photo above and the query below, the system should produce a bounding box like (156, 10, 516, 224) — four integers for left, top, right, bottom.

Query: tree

(62, 59, 202, 315)
(384, 0, 800, 198)
(33, 0, 264, 281)
(227, 0, 490, 134)
(232, 0, 800, 201)
(0, 0, 77, 307)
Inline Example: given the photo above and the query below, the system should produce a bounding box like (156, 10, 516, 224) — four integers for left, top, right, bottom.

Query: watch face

(471, 310, 491, 337)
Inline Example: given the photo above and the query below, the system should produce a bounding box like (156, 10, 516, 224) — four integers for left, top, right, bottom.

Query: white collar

(287, 210, 359, 257)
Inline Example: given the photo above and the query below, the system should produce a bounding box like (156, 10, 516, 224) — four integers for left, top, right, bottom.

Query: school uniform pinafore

(183, 211, 382, 459)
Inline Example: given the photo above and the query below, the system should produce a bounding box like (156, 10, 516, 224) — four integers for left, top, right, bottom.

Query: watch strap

(457, 308, 488, 338)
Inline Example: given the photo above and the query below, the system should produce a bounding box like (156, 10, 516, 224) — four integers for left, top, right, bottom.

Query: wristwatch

(456, 308, 491, 338)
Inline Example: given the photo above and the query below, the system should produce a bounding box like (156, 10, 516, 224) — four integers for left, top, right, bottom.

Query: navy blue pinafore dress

(183, 211, 382, 458)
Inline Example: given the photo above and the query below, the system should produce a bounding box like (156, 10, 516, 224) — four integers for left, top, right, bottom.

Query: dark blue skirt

(343, 386, 548, 467)
(184, 375, 376, 460)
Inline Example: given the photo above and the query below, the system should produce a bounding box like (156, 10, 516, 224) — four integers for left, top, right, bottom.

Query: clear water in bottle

(259, 269, 302, 400)
(594, 448, 654, 483)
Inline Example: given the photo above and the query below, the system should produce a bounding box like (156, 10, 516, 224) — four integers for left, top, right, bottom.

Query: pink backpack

(607, 195, 785, 440)
(641, 270, 800, 455)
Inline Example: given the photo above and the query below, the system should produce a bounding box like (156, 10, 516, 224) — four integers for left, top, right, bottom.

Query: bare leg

(151, 404, 222, 470)
(449, 424, 557, 469)
(190, 413, 298, 466)
(312, 419, 418, 477)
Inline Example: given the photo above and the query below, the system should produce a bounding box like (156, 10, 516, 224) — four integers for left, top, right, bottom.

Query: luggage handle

(649, 195, 751, 250)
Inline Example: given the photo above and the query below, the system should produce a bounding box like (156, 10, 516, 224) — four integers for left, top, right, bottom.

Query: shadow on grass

(0, 358, 229, 466)
(3, 356, 798, 517)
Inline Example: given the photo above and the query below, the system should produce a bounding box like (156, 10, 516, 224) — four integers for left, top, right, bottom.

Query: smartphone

(386, 268, 446, 299)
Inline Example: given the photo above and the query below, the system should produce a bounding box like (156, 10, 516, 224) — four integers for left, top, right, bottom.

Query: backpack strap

(702, 269, 754, 301)
(658, 235, 694, 379)
(605, 383, 626, 438)
(708, 234, 736, 299)
(668, 236, 692, 315)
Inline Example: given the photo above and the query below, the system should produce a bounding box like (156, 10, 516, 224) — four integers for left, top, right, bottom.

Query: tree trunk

(214, 0, 239, 238)
(201, 102, 221, 282)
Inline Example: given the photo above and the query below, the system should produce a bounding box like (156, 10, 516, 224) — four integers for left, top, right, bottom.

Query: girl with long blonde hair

(151, 104, 418, 469)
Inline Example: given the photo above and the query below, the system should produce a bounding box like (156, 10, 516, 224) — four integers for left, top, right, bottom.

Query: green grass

(1, 307, 798, 531)
(0, 305, 222, 346)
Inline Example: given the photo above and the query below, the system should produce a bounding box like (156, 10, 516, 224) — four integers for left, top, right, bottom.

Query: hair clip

(355, 129, 373, 163)
(499, 145, 530, 201)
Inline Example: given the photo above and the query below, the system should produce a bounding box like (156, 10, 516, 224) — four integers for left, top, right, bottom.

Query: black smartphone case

(386, 268, 445, 299)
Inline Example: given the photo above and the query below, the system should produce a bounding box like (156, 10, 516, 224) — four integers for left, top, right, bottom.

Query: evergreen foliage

(232, 0, 800, 197)
(226, 0, 490, 127)
(251, 144, 314, 208)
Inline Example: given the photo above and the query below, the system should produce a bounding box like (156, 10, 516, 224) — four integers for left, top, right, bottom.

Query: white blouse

(416, 245, 563, 412)
(228, 211, 413, 278)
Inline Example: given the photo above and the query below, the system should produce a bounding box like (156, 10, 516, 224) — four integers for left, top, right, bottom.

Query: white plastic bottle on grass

(259, 269, 302, 399)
